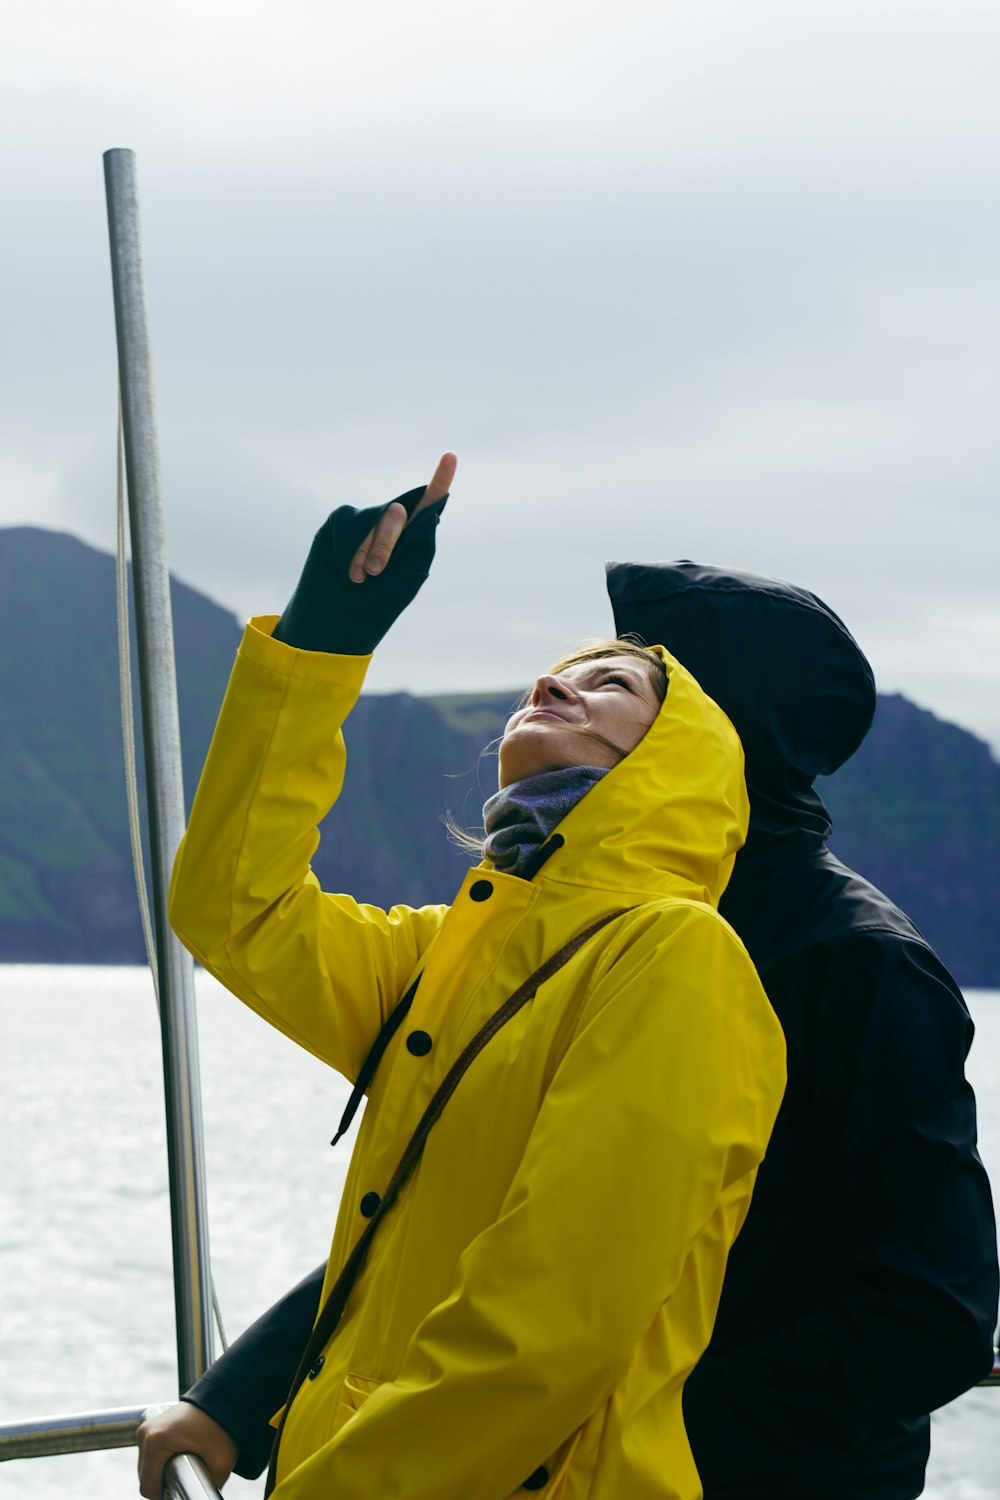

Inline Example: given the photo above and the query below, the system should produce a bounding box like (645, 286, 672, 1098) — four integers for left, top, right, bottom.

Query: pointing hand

(349, 451, 457, 583)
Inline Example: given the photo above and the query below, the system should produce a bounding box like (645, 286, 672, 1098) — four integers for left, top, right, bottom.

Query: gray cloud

(3, 0, 999, 750)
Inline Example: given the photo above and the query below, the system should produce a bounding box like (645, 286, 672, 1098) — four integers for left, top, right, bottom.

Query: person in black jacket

(138, 559, 998, 1500)
(608, 562, 998, 1499)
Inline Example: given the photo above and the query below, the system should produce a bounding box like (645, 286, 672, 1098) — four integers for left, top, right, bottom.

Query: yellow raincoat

(169, 618, 786, 1500)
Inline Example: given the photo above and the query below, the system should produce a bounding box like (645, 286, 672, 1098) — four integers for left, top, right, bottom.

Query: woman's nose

(532, 674, 573, 705)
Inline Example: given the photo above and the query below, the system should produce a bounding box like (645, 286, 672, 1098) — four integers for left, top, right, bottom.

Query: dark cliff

(2, 526, 998, 986)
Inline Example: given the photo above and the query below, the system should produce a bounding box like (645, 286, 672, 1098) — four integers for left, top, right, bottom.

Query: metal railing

(0, 141, 221, 1500)
(0, 1405, 148, 1461)
(163, 1450, 225, 1500)
(105, 143, 216, 1390)
(0, 1406, 223, 1498)
(1, 1354, 997, 1468)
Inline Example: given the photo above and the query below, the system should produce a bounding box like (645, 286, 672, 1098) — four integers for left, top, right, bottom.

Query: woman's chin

(499, 724, 592, 787)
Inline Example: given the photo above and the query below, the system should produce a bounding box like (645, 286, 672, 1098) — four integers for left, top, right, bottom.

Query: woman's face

(498, 654, 662, 787)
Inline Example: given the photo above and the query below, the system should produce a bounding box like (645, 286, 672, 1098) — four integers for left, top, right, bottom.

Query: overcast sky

(4, 0, 1000, 754)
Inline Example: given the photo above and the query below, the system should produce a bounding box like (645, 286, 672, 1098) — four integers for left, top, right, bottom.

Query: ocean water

(2, 966, 998, 1499)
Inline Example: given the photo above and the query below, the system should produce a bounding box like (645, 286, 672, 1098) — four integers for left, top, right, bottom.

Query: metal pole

(103, 147, 215, 1391)
(164, 1450, 226, 1500)
(0, 1406, 150, 1461)
(0, 1407, 224, 1499)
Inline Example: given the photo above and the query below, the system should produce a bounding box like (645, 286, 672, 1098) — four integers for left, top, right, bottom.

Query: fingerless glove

(273, 486, 447, 654)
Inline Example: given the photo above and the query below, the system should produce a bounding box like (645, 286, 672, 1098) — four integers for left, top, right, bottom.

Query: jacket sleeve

(183, 1263, 326, 1481)
(683, 934, 999, 1480)
(168, 617, 448, 1081)
(271, 905, 787, 1500)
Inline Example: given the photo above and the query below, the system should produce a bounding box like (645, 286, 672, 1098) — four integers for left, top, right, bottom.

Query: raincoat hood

(491, 642, 750, 910)
(606, 561, 877, 844)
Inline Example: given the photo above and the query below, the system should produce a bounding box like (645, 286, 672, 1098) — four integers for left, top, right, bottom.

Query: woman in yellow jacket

(164, 454, 786, 1500)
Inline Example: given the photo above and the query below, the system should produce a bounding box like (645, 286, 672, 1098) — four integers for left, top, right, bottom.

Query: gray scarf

(481, 766, 609, 879)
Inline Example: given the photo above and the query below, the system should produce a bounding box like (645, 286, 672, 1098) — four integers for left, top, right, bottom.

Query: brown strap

(264, 906, 631, 1494)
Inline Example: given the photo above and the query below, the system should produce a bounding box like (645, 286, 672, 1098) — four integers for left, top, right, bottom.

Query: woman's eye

(602, 675, 631, 690)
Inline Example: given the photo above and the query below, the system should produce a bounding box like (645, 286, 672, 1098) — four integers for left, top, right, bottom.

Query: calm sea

(2, 968, 998, 1499)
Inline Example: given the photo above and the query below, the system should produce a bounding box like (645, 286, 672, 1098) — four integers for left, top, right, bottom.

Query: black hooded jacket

(608, 561, 998, 1500)
(184, 561, 998, 1497)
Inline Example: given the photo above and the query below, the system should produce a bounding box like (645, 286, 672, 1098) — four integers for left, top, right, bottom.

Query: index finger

(411, 451, 457, 517)
(349, 452, 457, 584)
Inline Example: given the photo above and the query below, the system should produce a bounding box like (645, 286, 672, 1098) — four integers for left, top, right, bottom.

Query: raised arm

(168, 457, 456, 1081)
(141, 461, 459, 1496)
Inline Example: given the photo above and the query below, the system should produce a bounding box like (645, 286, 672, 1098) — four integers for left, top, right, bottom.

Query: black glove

(273, 485, 447, 654)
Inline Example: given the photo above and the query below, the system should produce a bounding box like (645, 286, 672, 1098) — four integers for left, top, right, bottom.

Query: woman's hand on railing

(136, 1403, 237, 1498)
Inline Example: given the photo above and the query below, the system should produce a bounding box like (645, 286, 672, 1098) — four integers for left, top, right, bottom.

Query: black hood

(606, 561, 877, 844)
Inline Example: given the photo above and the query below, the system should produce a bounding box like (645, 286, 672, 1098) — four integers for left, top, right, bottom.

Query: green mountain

(2, 526, 998, 986)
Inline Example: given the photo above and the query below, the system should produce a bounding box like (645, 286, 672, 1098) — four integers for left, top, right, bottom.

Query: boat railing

(0, 1406, 223, 1498)
(0, 147, 222, 1500)
(0, 1355, 998, 1491)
